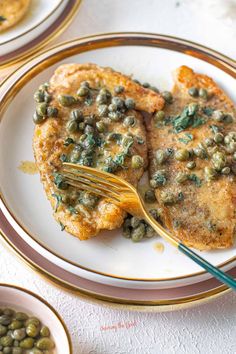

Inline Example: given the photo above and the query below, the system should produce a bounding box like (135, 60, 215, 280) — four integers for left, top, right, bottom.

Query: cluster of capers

(212, 110, 233, 124)
(0, 308, 54, 354)
(122, 209, 161, 242)
(33, 83, 58, 124)
(188, 86, 209, 100)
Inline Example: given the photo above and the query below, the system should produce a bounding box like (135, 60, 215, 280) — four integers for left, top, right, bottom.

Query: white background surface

(1, 0, 236, 353)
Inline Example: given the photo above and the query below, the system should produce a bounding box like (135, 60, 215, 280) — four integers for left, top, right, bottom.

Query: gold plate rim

(0, 32, 236, 284)
(0, 282, 73, 353)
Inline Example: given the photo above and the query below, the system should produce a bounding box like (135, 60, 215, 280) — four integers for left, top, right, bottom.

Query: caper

(175, 149, 190, 161)
(39, 83, 49, 91)
(84, 125, 94, 134)
(13, 341, 19, 347)
(79, 192, 98, 209)
(125, 98, 135, 110)
(96, 94, 107, 105)
(0, 317, 11, 326)
(186, 161, 196, 170)
(150, 170, 167, 187)
(145, 225, 156, 238)
(81, 81, 90, 88)
(227, 141, 236, 153)
(36, 103, 47, 117)
(193, 146, 206, 159)
(114, 85, 124, 94)
(33, 112, 44, 124)
(150, 86, 159, 93)
(214, 133, 224, 143)
(233, 152, 236, 161)
(142, 82, 150, 88)
(25, 318, 40, 328)
(122, 219, 131, 238)
(144, 189, 156, 203)
(175, 172, 188, 183)
(111, 97, 124, 109)
(78, 122, 86, 131)
(34, 91, 45, 103)
(149, 208, 161, 221)
(154, 110, 165, 123)
(131, 223, 145, 242)
(99, 88, 111, 98)
(204, 137, 214, 146)
(221, 167, 231, 175)
(39, 326, 50, 337)
(70, 109, 83, 121)
(8, 321, 22, 330)
(19, 338, 34, 349)
(26, 324, 39, 338)
(224, 114, 233, 123)
(155, 149, 167, 164)
(97, 104, 108, 117)
(108, 111, 123, 121)
(199, 88, 208, 99)
(212, 151, 227, 171)
(96, 121, 107, 132)
(0, 336, 13, 347)
(44, 92, 52, 103)
(131, 155, 144, 169)
(77, 86, 89, 97)
(108, 103, 118, 112)
(228, 131, 236, 139)
(28, 349, 42, 354)
(160, 191, 176, 205)
(35, 338, 54, 350)
(204, 167, 217, 181)
(12, 329, 26, 341)
(46, 106, 58, 117)
(66, 120, 78, 133)
(70, 150, 80, 163)
(123, 116, 136, 127)
(188, 102, 198, 116)
(130, 216, 141, 228)
(213, 110, 224, 122)
(3, 348, 11, 354)
(58, 94, 76, 107)
(0, 325, 7, 336)
(12, 349, 22, 354)
(188, 87, 199, 97)
(162, 91, 173, 103)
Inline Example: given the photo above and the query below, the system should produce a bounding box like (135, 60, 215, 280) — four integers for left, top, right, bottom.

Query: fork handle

(178, 243, 236, 290)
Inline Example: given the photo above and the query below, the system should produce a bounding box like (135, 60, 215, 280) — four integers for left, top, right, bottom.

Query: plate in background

(0, 33, 236, 289)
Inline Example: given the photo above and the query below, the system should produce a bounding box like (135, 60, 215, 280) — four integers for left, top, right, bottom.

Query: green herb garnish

(172, 105, 205, 133)
(178, 132, 193, 144)
(52, 194, 62, 212)
(188, 174, 202, 187)
(68, 206, 78, 214)
(202, 107, 214, 116)
(209, 125, 220, 134)
(64, 138, 74, 146)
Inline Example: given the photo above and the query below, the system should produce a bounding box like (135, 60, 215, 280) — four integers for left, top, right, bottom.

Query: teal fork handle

(179, 243, 236, 291)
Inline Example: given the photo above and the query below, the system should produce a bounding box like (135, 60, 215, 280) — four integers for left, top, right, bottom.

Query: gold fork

(61, 163, 236, 290)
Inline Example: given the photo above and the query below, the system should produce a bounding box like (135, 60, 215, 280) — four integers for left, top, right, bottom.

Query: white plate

(0, 0, 67, 56)
(0, 33, 235, 289)
(0, 283, 72, 353)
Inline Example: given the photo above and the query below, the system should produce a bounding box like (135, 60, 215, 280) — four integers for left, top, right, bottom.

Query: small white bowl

(0, 284, 72, 354)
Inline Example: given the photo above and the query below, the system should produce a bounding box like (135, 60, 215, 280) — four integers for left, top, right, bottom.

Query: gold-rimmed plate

(0, 33, 236, 289)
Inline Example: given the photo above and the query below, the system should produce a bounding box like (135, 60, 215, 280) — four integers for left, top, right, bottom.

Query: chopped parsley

(209, 125, 220, 134)
(172, 105, 205, 133)
(68, 206, 78, 214)
(178, 132, 193, 145)
(52, 194, 62, 212)
(53, 173, 68, 190)
(202, 107, 214, 117)
(188, 174, 202, 187)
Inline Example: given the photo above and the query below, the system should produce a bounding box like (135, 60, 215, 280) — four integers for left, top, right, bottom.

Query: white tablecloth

(1, 1, 235, 353)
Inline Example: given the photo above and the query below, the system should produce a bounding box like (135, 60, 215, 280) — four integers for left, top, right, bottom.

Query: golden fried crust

(147, 66, 236, 250)
(33, 63, 164, 240)
(0, 0, 31, 32)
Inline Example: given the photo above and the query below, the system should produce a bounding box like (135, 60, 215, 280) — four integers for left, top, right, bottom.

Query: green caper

(13, 340, 19, 347)
(175, 149, 190, 161)
(33, 112, 44, 124)
(162, 91, 173, 103)
(131, 155, 144, 169)
(193, 146, 206, 159)
(8, 321, 22, 330)
(112, 97, 124, 109)
(84, 114, 95, 125)
(46, 106, 58, 117)
(233, 152, 236, 161)
(39, 83, 49, 91)
(0, 336, 13, 347)
(214, 133, 224, 143)
(150, 170, 167, 187)
(96, 121, 107, 132)
(154, 110, 165, 124)
(12, 329, 26, 341)
(155, 149, 167, 164)
(3, 347, 11, 354)
(108, 103, 117, 112)
(130, 216, 141, 228)
(125, 98, 135, 110)
(66, 120, 78, 133)
(96, 94, 107, 105)
(142, 82, 150, 88)
(122, 219, 131, 238)
(108, 111, 123, 121)
(204, 137, 214, 146)
(204, 167, 217, 181)
(19, 338, 34, 349)
(199, 88, 208, 99)
(149, 208, 161, 221)
(0, 317, 11, 326)
(97, 104, 108, 117)
(224, 114, 233, 123)
(121, 135, 133, 149)
(228, 131, 236, 139)
(28, 349, 42, 354)
(2, 310, 13, 317)
(123, 116, 136, 127)
(186, 161, 196, 170)
(0, 325, 7, 336)
(99, 88, 111, 98)
(175, 172, 188, 183)
(213, 110, 224, 122)
(35, 338, 54, 350)
(36, 103, 47, 117)
(150, 86, 159, 93)
(70, 109, 83, 121)
(188, 87, 199, 97)
(81, 81, 90, 88)
(188, 102, 198, 116)
(39, 326, 50, 337)
(34, 91, 45, 103)
(44, 92, 52, 103)
(160, 191, 176, 205)
(227, 141, 236, 153)
(212, 151, 227, 171)
(145, 225, 156, 238)
(26, 324, 39, 338)
(144, 189, 156, 203)
(114, 85, 124, 94)
(25, 318, 40, 328)
(58, 94, 76, 107)
(221, 166, 231, 175)
(78, 122, 86, 131)
(131, 223, 145, 242)
(77, 86, 89, 97)
(79, 192, 98, 209)
(12, 348, 23, 354)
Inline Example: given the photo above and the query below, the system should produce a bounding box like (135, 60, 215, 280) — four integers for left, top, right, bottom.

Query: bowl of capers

(0, 284, 72, 354)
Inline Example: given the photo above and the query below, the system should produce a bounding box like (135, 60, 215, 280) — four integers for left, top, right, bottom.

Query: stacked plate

(0, 33, 235, 310)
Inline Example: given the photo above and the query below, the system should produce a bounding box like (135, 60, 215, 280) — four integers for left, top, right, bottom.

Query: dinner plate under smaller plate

(0, 210, 233, 311)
